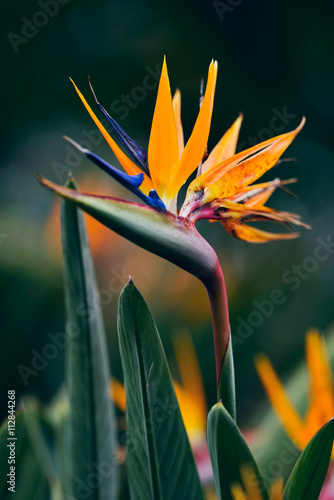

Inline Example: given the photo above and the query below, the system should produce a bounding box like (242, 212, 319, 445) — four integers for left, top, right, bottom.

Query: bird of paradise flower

(38, 57, 310, 414)
(52, 57, 310, 243)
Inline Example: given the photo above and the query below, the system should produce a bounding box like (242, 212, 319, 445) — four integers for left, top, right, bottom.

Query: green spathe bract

(39, 175, 235, 419)
(61, 178, 118, 500)
(117, 280, 204, 500)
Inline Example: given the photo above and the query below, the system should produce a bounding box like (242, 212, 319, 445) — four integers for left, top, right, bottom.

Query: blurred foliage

(1, 0, 334, 433)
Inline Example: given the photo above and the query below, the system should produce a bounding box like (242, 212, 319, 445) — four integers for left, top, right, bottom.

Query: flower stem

(204, 259, 236, 420)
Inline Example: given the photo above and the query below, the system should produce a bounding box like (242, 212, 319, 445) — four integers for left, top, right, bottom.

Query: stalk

(204, 258, 236, 420)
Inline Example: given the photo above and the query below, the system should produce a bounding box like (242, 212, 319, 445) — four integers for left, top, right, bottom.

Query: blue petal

(148, 190, 166, 210)
(63, 137, 166, 211)
(89, 79, 150, 176)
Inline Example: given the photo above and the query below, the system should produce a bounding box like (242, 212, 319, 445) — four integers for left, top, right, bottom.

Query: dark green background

(1, 0, 334, 425)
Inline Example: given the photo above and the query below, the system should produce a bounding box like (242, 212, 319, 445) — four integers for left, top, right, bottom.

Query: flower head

(255, 329, 334, 451)
(60, 57, 309, 243)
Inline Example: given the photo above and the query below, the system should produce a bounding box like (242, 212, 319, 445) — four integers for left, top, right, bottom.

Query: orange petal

(147, 56, 179, 207)
(230, 484, 248, 500)
(207, 197, 309, 231)
(305, 329, 334, 427)
(173, 381, 206, 442)
(223, 221, 300, 243)
(185, 118, 305, 207)
(110, 378, 126, 413)
(240, 465, 263, 500)
(270, 478, 284, 500)
(172, 89, 184, 158)
(168, 60, 218, 199)
(229, 178, 296, 208)
(70, 79, 153, 195)
(254, 354, 307, 448)
(201, 113, 243, 174)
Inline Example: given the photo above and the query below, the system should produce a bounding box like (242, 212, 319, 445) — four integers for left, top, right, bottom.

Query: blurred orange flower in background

(231, 465, 283, 500)
(255, 329, 334, 452)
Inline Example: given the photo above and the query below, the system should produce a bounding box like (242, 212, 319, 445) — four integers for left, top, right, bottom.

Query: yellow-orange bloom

(231, 465, 283, 500)
(68, 57, 309, 243)
(255, 329, 334, 451)
(110, 331, 207, 444)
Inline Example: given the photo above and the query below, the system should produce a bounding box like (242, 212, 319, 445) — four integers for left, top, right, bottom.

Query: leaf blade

(283, 419, 334, 500)
(207, 402, 270, 500)
(117, 280, 204, 500)
(61, 178, 118, 500)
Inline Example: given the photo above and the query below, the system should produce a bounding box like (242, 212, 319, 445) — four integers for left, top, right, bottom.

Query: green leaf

(207, 402, 270, 500)
(283, 419, 334, 500)
(117, 280, 204, 500)
(61, 178, 118, 500)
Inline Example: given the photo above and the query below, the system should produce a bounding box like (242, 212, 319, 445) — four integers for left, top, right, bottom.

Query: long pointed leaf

(283, 419, 334, 500)
(207, 402, 270, 500)
(61, 178, 118, 500)
(117, 280, 204, 500)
